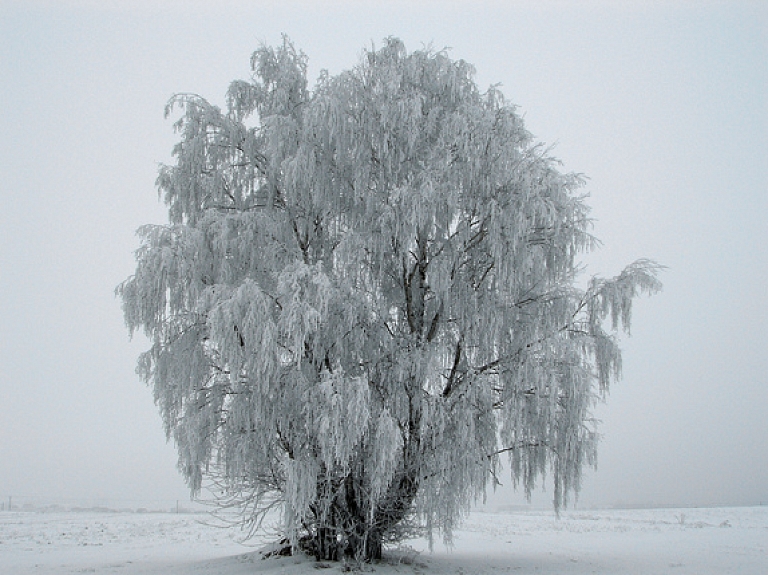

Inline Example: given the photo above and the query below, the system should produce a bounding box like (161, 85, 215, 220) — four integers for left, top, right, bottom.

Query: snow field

(1, 506, 766, 574)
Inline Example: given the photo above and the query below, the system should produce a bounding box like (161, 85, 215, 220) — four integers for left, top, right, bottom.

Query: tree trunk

(307, 374, 422, 563)
(365, 530, 383, 561)
(308, 473, 408, 562)
(314, 526, 339, 561)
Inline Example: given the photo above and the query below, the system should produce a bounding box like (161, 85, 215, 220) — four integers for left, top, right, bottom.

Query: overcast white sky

(1, 0, 766, 510)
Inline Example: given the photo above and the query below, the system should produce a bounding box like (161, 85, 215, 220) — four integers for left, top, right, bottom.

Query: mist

(1, 0, 766, 510)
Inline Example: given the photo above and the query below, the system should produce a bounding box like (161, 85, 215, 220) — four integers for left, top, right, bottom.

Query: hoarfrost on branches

(118, 37, 662, 561)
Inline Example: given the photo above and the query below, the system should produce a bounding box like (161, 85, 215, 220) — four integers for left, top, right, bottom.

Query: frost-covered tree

(118, 38, 661, 561)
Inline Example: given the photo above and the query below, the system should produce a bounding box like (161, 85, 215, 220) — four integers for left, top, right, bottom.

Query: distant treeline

(1, 494, 206, 514)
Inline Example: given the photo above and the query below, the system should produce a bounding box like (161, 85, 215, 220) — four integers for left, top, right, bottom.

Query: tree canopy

(118, 37, 662, 561)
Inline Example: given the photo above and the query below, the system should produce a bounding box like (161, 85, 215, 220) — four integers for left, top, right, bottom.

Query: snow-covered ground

(1, 506, 766, 574)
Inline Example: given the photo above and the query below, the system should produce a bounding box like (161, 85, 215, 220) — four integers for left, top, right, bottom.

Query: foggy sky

(1, 0, 766, 509)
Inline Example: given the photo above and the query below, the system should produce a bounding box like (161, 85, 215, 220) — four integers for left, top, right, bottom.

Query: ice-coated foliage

(118, 37, 661, 561)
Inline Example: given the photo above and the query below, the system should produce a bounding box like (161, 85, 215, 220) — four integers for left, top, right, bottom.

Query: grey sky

(1, 0, 766, 509)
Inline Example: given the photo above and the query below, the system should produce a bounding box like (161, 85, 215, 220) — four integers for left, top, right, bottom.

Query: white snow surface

(1, 506, 766, 574)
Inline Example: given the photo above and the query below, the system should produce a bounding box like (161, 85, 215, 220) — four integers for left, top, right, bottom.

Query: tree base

(261, 531, 383, 563)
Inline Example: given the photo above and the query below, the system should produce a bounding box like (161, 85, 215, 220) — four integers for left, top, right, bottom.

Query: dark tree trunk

(307, 464, 417, 562)
(314, 526, 339, 561)
(364, 530, 383, 561)
(306, 370, 423, 564)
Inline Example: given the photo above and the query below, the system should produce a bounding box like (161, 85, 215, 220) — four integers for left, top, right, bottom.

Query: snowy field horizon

(3, 492, 768, 515)
(2, 504, 766, 574)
